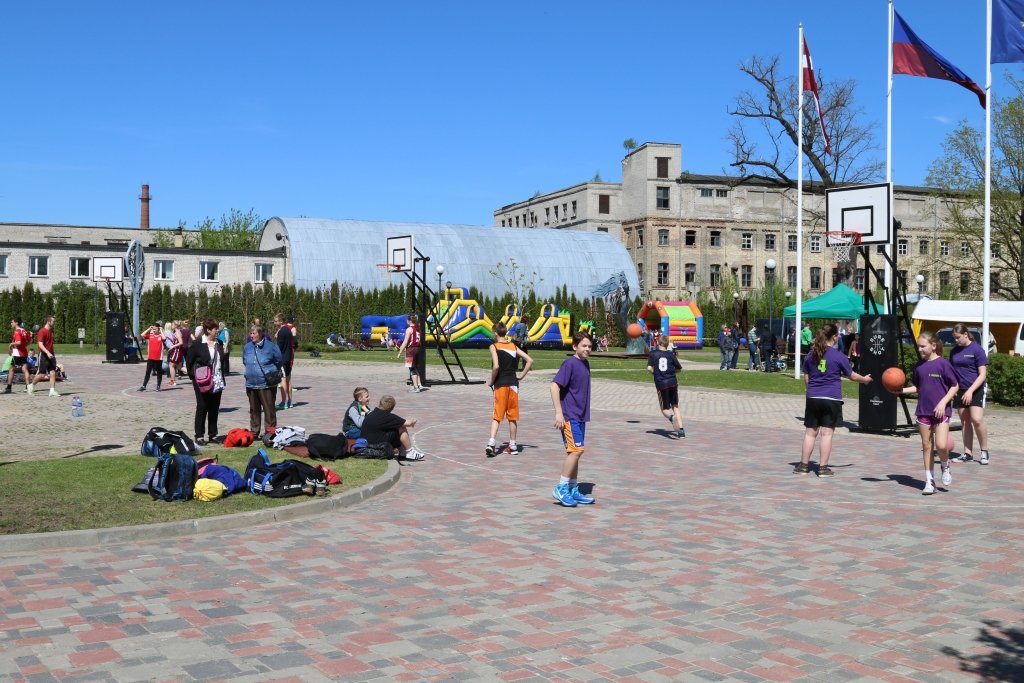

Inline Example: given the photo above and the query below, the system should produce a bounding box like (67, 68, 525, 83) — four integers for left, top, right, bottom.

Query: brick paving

(1, 355, 1023, 681)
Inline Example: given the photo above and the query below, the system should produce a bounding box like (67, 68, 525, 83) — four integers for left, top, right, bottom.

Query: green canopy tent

(782, 283, 881, 320)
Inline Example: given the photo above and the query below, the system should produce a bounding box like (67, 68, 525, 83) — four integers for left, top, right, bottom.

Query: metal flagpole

(885, 0, 895, 312)
(796, 23, 805, 380)
(983, 0, 993, 356)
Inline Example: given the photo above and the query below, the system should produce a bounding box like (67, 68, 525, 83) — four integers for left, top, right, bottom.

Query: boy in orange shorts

(486, 322, 533, 456)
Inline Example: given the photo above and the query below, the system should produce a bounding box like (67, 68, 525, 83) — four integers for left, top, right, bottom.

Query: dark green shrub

(987, 353, 1024, 407)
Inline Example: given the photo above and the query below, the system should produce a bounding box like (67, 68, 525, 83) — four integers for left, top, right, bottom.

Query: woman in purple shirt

(891, 331, 959, 495)
(794, 324, 872, 477)
(949, 323, 990, 466)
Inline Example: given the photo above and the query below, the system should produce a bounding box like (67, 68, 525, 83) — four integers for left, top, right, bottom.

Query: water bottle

(71, 394, 84, 418)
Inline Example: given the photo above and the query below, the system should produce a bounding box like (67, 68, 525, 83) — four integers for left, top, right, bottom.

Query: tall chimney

(139, 184, 151, 230)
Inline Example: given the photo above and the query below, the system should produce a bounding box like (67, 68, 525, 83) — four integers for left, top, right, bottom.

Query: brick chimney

(139, 184, 151, 230)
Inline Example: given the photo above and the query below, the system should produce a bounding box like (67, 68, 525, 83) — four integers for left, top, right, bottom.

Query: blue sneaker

(677, 427, 686, 438)
(570, 486, 594, 504)
(552, 484, 577, 507)
(276, 402, 287, 410)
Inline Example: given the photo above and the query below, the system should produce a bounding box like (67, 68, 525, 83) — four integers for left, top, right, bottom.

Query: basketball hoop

(826, 231, 862, 263)
(376, 263, 402, 280)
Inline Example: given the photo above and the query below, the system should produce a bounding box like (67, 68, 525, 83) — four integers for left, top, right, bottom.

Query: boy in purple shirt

(550, 332, 594, 507)
(948, 324, 990, 465)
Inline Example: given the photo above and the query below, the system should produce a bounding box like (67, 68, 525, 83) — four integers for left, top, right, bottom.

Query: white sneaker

(941, 465, 952, 487)
(48, 389, 59, 397)
(922, 479, 936, 495)
(27, 384, 34, 395)
(405, 449, 425, 461)
(979, 451, 990, 465)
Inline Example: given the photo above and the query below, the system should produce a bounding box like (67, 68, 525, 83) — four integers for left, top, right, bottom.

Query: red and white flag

(801, 36, 832, 155)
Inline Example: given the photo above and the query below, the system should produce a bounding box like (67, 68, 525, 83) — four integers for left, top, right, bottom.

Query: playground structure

(635, 300, 704, 349)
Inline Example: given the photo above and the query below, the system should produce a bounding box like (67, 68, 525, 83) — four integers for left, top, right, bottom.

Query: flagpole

(796, 24, 804, 380)
(885, 0, 894, 313)
(983, 0, 993, 358)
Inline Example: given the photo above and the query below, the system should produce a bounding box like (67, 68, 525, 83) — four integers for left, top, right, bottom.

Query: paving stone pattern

(1, 356, 1022, 681)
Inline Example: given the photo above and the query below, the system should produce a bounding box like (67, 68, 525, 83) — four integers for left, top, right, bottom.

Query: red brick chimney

(139, 184, 151, 230)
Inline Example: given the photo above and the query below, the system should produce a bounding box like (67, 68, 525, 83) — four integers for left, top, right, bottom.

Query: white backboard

(92, 256, 124, 282)
(386, 235, 414, 272)
(825, 183, 891, 246)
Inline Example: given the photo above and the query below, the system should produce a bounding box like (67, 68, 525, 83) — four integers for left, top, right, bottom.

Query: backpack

(244, 449, 324, 497)
(353, 441, 396, 460)
(146, 452, 198, 502)
(306, 433, 349, 460)
(142, 427, 198, 457)
(271, 425, 306, 449)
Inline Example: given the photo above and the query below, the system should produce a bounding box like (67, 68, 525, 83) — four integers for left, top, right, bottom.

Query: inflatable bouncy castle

(636, 300, 703, 349)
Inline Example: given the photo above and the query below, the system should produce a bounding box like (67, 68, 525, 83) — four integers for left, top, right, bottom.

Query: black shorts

(804, 397, 843, 429)
(656, 384, 679, 410)
(38, 353, 57, 374)
(952, 387, 986, 409)
(282, 361, 293, 378)
(10, 356, 26, 367)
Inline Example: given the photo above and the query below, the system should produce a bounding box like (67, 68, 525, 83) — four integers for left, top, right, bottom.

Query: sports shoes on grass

(941, 465, 952, 486)
(979, 450, 990, 465)
(570, 486, 594, 504)
(818, 465, 834, 477)
(923, 479, 936, 495)
(793, 463, 809, 475)
(552, 484, 577, 507)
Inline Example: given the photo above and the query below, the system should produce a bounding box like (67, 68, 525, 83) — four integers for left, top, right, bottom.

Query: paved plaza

(1, 355, 1023, 682)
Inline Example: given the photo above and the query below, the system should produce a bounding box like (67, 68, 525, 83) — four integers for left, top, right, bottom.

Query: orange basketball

(882, 367, 906, 393)
(626, 323, 643, 339)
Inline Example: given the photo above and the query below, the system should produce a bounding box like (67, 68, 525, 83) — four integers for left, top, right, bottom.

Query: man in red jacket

(4, 317, 31, 394)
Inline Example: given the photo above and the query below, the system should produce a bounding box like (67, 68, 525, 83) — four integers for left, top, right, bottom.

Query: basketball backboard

(386, 235, 414, 272)
(92, 256, 124, 282)
(825, 183, 891, 246)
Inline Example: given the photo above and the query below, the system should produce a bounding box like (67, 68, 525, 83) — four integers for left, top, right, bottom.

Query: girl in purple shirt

(794, 324, 872, 477)
(949, 323, 990, 465)
(891, 331, 959, 495)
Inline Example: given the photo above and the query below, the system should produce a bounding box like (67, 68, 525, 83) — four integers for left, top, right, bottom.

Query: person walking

(138, 323, 165, 391)
(550, 332, 595, 507)
(647, 336, 685, 437)
(793, 324, 873, 476)
(164, 321, 182, 386)
(747, 324, 759, 371)
(729, 321, 741, 369)
(4, 318, 31, 393)
(273, 313, 294, 409)
(949, 323, 991, 465)
(243, 323, 283, 439)
(397, 314, 423, 392)
(485, 321, 533, 456)
(185, 318, 226, 446)
(30, 315, 60, 396)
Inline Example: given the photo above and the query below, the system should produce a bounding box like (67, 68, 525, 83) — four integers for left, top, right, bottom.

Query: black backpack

(245, 449, 325, 497)
(146, 452, 198, 502)
(142, 427, 198, 457)
(306, 433, 349, 460)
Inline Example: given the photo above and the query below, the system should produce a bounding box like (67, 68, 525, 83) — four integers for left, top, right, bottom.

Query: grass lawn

(0, 447, 387, 535)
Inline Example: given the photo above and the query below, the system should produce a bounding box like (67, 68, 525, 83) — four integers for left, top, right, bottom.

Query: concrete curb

(1, 460, 401, 554)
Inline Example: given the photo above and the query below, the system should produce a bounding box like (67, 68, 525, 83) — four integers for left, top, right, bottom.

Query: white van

(912, 300, 1024, 356)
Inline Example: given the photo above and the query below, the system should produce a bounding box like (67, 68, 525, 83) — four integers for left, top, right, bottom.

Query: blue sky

(1, 1, 1016, 230)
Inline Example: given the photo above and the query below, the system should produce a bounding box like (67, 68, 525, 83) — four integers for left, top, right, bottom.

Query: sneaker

(923, 479, 936, 495)
(941, 465, 952, 487)
(570, 486, 595, 504)
(48, 389, 59, 397)
(155, 385, 161, 392)
(793, 462, 810, 475)
(286, 401, 294, 409)
(485, 443, 496, 458)
(315, 482, 328, 497)
(137, 386, 146, 392)
(677, 427, 686, 438)
(301, 480, 316, 496)
(404, 449, 425, 461)
(552, 484, 577, 507)
(950, 452, 973, 463)
(818, 465, 835, 477)
(979, 450, 990, 465)
(276, 402, 287, 410)
(195, 437, 206, 446)
(26, 384, 34, 395)
(2, 385, 11, 394)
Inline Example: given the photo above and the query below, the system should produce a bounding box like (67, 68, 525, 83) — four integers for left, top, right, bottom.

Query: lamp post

(435, 264, 445, 298)
(785, 291, 792, 356)
(915, 273, 924, 300)
(766, 259, 777, 368)
(732, 291, 740, 324)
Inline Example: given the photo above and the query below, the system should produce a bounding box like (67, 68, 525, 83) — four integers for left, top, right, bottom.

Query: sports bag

(194, 364, 214, 393)
(142, 427, 198, 457)
(244, 449, 326, 497)
(306, 433, 349, 460)
(147, 452, 198, 502)
(353, 441, 395, 459)
(271, 425, 306, 449)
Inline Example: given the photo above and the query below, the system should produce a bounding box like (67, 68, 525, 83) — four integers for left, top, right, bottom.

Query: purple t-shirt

(552, 355, 591, 422)
(949, 342, 988, 390)
(912, 357, 958, 418)
(802, 346, 853, 402)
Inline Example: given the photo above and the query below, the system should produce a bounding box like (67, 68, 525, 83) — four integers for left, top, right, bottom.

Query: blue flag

(993, 0, 1024, 64)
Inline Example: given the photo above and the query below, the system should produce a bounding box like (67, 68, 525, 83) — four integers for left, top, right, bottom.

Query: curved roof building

(260, 217, 640, 301)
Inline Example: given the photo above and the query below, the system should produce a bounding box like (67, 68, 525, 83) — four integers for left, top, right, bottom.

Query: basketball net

(376, 264, 401, 281)
(827, 231, 860, 264)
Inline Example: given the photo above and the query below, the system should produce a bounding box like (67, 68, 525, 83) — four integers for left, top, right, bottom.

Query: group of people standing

(4, 316, 60, 396)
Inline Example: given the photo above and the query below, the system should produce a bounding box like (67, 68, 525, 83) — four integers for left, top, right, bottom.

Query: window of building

(69, 257, 90, 279)
(685, 230, 696, 246)
(855, 268, 865, 290)
(709, 264, 721, 287)
(709, 230, 721, 247)
(788, 234, 798, 252)
(832, 268, 841, 288)
(877, 244, 886, 254)
(898, 269, 908, 286)
(991, 271, 1001, 291)
(514, 216, 519, 227)
(787, 266, 797, 289)
(255, 263, 274, 284)
(961, 241, 970, 257)
(716, 189, 729, 198)
(523, 213, 528, 226)
(597, 227, 608, 232)
(598, 194, 610, 214)
(960, 271, 970, 294)
(501, 220, 505, 227)
(656, 186, 670, 209)
(656, 156, 669, 178)
(897, 239, 908, 256)
(637, 263, 644, 289)
(29, 255, 48, 277)
(200, 261, 220, 282)
(571, 200, 577, 219)
(154, 260, 174, 280)
(764, 234, 776, 250)
(685, 263, 696, 286)
(700, 188, 713, 198)
(0, 254, 7, 276)
(740, 265, 752, 288)
(810, 267, 822, 289)
(809, 235, 822, 252)
(562, 203, 567, 221)
(940, 240, 950, 256)
(658, 229, 669, 246)
(636, 229, 644, 248)
(741, 232, 752, 250)
(939, 271, 950, 291)
(554, 205, 559, 220)
(919, 239, 929, 255)
(657, 262, 669, 286)
(544, 207, 550, 225)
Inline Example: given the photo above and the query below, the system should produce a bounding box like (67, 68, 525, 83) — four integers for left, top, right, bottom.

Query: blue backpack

(147, 452, 198, 502)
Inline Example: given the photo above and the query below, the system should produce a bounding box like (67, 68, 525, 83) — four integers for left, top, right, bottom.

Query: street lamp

(915, 273, 925, 300)
(766, 259, 777, 370)
(732, 291, 740, 322)
(435, 265, 445, 299)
